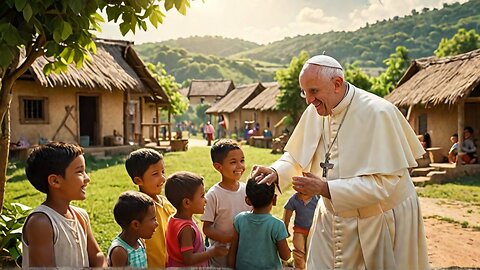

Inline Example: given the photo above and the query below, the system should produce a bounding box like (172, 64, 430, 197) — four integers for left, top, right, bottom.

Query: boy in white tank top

(21, 142, 106, 267)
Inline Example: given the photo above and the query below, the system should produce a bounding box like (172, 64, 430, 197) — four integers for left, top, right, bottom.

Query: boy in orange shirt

(125, 148, 175, 267)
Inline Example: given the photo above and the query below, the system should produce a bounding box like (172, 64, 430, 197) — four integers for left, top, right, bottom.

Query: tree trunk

(0, 78, 14, 213)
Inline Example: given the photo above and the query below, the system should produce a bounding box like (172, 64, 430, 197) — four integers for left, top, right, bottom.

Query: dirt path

(420, 197, 480, 269)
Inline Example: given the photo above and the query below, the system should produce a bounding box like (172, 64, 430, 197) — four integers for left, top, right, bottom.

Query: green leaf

(67, 0, 85, 13)
(14, 0, 26, 11)
(119, 22, 130, 36)
(164, 0, 174, 11)
(22, 3, 33, 22)
(43, 62, 53, 76)
(61, 21, 73, 40)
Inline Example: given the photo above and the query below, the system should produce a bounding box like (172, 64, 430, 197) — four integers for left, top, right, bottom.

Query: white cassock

(272, 84, 430, 270)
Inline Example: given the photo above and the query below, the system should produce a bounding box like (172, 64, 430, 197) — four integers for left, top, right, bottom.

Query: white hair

(299, 63, 345, 82)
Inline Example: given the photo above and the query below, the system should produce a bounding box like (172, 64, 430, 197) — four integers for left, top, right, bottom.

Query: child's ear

(133, 176, 143, 185)
(47, 174, 61, 189)
(245, 197, 252, 206)
(182, 198, 191, 209)
(131, 220, 140, 230)
(213, 162, 222, 172)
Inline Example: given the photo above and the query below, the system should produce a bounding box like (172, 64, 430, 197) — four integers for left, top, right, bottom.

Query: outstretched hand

(292, 171, 330, 199)
(249, 165, 278, 186)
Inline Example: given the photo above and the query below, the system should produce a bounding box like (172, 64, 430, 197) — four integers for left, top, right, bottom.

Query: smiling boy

(125, 148, 175, 268)
(201, 139, 252, 267)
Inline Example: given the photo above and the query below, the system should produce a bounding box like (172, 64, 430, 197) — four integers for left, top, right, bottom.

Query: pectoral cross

(320, 153, 334, 178)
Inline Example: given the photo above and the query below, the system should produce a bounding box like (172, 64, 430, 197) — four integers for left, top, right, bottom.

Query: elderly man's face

(299, 65, 344, 116)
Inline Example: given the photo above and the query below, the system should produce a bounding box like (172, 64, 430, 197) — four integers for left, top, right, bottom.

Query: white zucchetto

(306, 55, 343, 70)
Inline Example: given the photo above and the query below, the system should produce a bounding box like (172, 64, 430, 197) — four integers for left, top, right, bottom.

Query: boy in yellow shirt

(125, 148, 175, 268)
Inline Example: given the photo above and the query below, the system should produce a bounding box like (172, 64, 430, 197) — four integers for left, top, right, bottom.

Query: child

(21, 142, 106, 267)
(201, 139, 251, 267)
(125, 148, 175, 268)
(448, 133, 459, 164)
(228, 177, 291, 270)
(283, 193, 319, 270)
(108, 191, 158, 267)
(462, 126, 477, 164)
(164, 171, 228, 267)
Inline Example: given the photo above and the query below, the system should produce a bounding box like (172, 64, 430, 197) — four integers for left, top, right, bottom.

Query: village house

(184, 79, 234, 106)
(385, 48, 480, 182)
(242, 82, 287, 137)
(205, 82, 265, 138)
(10, 38, 172, 157)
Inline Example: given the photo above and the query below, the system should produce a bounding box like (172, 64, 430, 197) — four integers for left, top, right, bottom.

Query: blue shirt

(234, 212, 288, 270)
(284, 194, 319, 229)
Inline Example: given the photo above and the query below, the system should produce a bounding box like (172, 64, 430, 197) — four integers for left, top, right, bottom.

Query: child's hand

(210, 244, 229, 257)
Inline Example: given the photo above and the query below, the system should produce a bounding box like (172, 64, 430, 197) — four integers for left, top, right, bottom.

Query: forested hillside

(135, 44, 277, 86)
(235, 0, 480, 66)
(147, 36, 261, 57)
(135, 0, 480, 84)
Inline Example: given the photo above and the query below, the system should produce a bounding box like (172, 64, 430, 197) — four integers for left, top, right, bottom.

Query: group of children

(21, 139, 318, 269)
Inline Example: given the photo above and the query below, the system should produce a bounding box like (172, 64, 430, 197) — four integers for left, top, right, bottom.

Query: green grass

(4, 145, 289, 253)
(416, 176, 480, 204)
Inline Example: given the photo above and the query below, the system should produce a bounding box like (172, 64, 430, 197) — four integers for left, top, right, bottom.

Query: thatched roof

(243, 82, 280, 111)
(178, 87, 189, 97)
(188, 79, 234, 97)
(23, 38, 170, 105)
(206, 83, 265, 114)
(385, 49, 480, 107)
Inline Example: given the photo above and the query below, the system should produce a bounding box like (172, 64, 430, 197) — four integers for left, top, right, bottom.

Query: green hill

(134, 44, 277, 86)
(234, 0, 480, 66)
(142, 36, 261, 57)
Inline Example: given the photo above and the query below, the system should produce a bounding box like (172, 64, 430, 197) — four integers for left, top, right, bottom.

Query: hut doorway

(79, 95, 99, 146)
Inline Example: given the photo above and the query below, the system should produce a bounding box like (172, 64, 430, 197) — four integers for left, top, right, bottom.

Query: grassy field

(416, 176, 480, 204)
(4, 145, 291, 252)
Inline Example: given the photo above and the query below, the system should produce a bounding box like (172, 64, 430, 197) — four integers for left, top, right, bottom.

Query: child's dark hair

(211, 139, 241, 163)
(246, 177, 275, 209)
(464, 126, 474, 134)
(452, 133, 458, 138)
(113, 191, 154, 229)
(25, 142, 84, 194)
(125, 148, 163, 182)
(165, 171, 204, 209)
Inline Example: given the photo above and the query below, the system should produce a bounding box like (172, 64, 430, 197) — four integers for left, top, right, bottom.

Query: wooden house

(205, 83, 265, 138)
(385, 49, 480, 162)
(10, 38, 172, 150)
(242, 82, 288, 137)
(185, 79, 234, 106)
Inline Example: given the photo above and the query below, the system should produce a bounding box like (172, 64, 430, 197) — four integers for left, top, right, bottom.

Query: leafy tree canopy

(434, 28, 480, 57)
(275, 51, 309, 125)
(146, 62, 188, 115)
(371, 46, 410, 97)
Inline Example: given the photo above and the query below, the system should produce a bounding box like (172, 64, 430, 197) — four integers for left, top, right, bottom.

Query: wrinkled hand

(249, 165, 278, 186)
(292, 172, 330, 199)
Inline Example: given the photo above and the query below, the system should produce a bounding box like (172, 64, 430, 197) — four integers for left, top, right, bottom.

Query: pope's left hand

(292, 172, 331, 199)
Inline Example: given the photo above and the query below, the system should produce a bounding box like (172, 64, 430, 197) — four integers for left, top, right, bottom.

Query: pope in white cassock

(251, 55, 429, 270)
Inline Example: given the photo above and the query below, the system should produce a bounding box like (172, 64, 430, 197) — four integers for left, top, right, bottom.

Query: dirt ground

(420, 197, 480, 269)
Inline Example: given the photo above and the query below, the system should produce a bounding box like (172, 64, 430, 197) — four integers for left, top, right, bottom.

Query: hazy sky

(97, 0, 467, 45)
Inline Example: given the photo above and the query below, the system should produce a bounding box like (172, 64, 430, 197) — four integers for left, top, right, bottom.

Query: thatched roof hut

(385, 49, 480, 165)
(206, 83, 265, 114)
(243, 82, 280, 111)
(385, 48, 480, 107)
(25, 38, 170, 105)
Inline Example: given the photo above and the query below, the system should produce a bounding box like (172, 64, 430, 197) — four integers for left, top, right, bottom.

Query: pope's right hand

(249, 165, 277, 186)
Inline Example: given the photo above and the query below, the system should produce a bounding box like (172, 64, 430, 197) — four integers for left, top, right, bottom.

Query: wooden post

(168, 111, 172, 142)
(456, 100, 465, 166)
(139, 97, 144, 146)
(123, 91, 130, 145)
(155, 103, 159, 146)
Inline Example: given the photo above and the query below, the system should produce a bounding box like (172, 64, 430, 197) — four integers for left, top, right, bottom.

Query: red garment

(166, 217, 208, 267)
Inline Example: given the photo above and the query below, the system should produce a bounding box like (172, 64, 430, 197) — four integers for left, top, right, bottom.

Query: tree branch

(9, 34, 46, 82)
